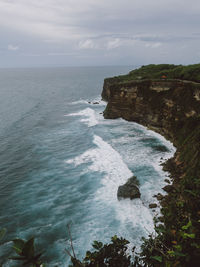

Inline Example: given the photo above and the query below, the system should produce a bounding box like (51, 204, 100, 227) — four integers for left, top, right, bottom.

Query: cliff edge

(102, 78, 200, 144)
(102, 64, 200, 266)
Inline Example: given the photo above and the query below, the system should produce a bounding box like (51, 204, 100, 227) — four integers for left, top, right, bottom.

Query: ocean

(0, 66, 175, 266)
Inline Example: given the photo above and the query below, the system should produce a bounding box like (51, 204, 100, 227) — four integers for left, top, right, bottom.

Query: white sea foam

(134, 122, 176, 199)
(110, 121, 175, 215)
(66, 135, 132, 186)
(65, 108, 98, 127)
(66, 135, 155, 235)
(90, 96, 107, 106)
(70, 96, 106, 106)
(92, 119, 176, 219)
(70, 99, 89, 105)
(66, 118, 176, 245)
(132, 121, 176, 155)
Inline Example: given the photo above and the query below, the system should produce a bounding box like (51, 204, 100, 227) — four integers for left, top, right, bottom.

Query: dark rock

(93, 102, 99, 104)
(163, 185, 173, 193)
(154, 193, 164, 201)
(164, 179, 171, 184)
(162, 158, 175, 172)
(153, 145, 169, 152)
(158, 216, 165, 222)
(117, 176, 140, 200)
(88, 101, 91, 104)
(160, 198, 168, 207)
(149, 203, 157, 209)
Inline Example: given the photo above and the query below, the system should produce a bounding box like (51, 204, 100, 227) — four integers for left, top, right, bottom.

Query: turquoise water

(0, 67, 175, 266)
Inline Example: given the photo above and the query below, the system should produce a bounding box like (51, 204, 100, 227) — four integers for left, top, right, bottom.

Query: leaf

(183, 233, 195, 239)
(92, 241, 103, 250)
(98, 242, 103, 248)
(13, 239, 25, 255)
(191, 242, 200, 248)
(150, 255, 162, 262)
(173, 245, 182, 250)
(111, 235, 118, 242)
(22, 237, 35, 259)
(0, 228, 6, 241)
(181, 220, 192, 230)
(84, 251, 92, 260)
(156, 226, 165, 234)
(173, 251, 186, 257)
(167, 250, 175, 256)
(166, 261, 172, 267)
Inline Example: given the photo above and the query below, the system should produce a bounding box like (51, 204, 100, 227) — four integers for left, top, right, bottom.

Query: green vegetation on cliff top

(105, 63, 200, 83)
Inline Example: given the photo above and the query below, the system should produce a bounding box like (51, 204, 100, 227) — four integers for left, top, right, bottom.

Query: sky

(1, 0, 200, 67)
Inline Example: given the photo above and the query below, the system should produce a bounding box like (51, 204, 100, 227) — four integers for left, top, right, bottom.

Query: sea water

(0, 66, 175, 266)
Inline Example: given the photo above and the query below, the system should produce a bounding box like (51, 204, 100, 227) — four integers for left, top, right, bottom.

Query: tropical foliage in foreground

(69, 236, 133, 267)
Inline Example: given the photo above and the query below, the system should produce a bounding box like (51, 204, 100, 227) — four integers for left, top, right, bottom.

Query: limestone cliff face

(102, 79, 200, 145)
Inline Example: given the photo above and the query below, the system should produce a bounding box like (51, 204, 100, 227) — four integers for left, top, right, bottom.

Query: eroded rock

(117, 176, 140, 200)
(163, 185, 173, 193)
(149, 203, 157, 209)
(154, 193, 164, 201)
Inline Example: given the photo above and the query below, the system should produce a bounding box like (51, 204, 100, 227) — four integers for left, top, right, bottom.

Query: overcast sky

(1, 0, 200, 67)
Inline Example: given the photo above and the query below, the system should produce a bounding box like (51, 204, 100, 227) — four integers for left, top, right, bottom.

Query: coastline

(101, 71, 200, 265)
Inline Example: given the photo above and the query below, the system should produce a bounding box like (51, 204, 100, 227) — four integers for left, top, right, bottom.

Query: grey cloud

(8, 44, 19, 51)
(0, 0, 200, 67)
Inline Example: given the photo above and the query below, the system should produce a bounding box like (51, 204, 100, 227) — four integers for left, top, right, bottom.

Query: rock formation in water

(117, 176, 140, 200)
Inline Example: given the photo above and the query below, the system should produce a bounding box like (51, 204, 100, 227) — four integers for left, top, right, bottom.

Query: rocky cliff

(101, 65, 200, 266)
(102, 78, 200, 145)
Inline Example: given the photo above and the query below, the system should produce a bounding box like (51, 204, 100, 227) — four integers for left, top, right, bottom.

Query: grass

(105, 63, 200, 83)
